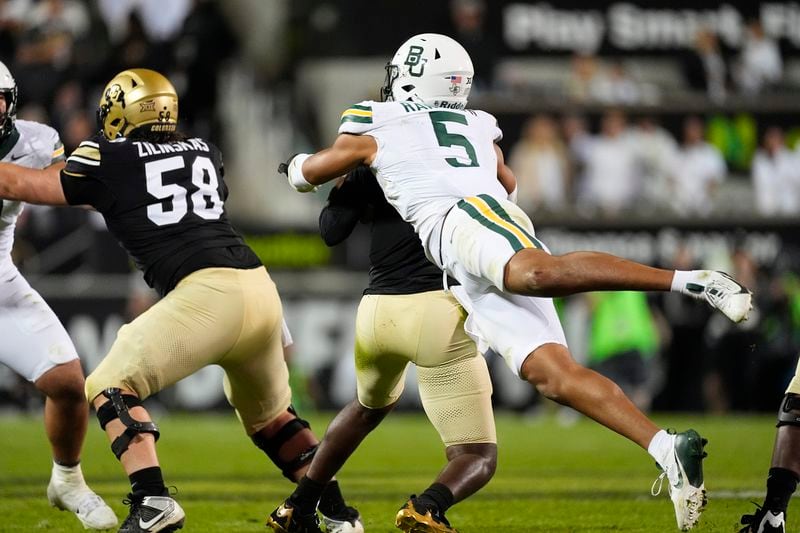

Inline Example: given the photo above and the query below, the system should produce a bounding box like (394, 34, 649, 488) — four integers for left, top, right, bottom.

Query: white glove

(281, 154, 318, 193)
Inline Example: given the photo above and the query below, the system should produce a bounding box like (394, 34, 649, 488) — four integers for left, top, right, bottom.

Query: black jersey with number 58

(60, 133, 261, 296)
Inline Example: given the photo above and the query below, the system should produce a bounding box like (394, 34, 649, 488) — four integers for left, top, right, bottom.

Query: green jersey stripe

(350, 104, 372, 112)
(341, 115, 373, 124)
(457, 200, 525, 252)
(477, 194, 543, 249)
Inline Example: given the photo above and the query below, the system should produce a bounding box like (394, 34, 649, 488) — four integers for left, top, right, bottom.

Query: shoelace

(122, 493, 143, 509)
(650, 471, 667, 497)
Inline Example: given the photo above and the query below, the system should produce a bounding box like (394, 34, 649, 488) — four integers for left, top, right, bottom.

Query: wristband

(287, 154, 317, 193)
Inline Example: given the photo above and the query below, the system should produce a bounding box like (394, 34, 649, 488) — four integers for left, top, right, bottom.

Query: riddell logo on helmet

(433, 101, 465, 109)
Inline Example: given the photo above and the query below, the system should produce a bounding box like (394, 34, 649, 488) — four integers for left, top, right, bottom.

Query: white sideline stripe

(708, 490, 766, 499)
(67, 155, 100, 166)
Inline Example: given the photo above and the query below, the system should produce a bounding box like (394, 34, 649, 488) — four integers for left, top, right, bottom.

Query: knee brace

(96, 387, 160, 459)
(777, 393, 800, 428)
(251, 406, 318, 480)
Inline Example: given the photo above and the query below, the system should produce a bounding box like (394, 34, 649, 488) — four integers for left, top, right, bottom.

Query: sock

(417, 483, 454, 515)
(51, 460, 85, 482)
(670, 270, 705, 296)
(764, 467, 799, 513)
(318, 480, 347, 517)
(288, 475, 327, 515)
(53, 458, 81, 468)
(647, 429, 673, 467)
(129, 466, 166, 496)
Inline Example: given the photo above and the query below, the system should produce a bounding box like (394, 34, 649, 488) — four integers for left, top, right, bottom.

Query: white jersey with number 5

(338, 100, 506, 259)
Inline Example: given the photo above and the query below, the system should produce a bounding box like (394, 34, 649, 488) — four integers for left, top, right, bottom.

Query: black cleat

(267, 501, 324, 533)
(119, 491, 185, 532)
(395, 495, 458, 533)
(740, 505, 786, 532)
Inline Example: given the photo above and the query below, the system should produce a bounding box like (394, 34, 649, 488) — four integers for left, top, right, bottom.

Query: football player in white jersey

(278, 34, 753, 532)
(0, 62, 117, 529)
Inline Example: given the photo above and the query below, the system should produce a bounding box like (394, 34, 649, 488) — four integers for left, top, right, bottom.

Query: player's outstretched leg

(504, 248, 752, 323)
(520, 343, 707, 530)
(740, 393, 800, 533)
(255, 406, 363, 533)
(34, 361, 118, 530)
(91, 388, 185, 533)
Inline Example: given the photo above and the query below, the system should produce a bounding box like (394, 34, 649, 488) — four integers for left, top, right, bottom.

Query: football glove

(278, 153, 318, 193)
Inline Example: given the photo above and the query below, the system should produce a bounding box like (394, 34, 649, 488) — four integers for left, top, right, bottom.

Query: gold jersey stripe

(341, 108, 373, 118)
(71, 145, 100, 161)
(464, 197, 536, 249)
(62, 170, 87, 178)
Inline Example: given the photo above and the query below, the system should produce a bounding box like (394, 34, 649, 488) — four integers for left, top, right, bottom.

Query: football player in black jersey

(0, 69, 362, 533)
(268, 165, 497, 533)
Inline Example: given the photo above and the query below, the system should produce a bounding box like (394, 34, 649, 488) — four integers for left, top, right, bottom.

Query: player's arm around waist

(0, 161, 67, 205)
(495, 144, 518, 202)
(301, 134, 377, 186)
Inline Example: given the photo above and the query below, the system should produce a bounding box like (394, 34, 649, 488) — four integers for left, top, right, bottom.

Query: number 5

(429, 111, 479, 168)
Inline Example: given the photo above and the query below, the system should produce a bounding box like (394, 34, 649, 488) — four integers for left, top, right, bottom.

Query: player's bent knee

(353, 399, 394, 428)
(95, 387, 160, 459)
(251, 406, 318, 480)
(520, 344, 581, 401)
(35, 362, 86, 402)
(504, 249, 555, 295)
(777, 393, 800, 428)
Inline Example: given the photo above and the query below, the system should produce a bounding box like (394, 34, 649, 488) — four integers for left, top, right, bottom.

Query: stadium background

(1, 0, 799, 418)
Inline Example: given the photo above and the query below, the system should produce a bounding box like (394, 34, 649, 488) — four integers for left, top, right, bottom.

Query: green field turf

(0, 411, 780, 532)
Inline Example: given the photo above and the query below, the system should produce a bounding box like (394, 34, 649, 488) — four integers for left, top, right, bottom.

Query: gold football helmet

(97, 68, 179, 140)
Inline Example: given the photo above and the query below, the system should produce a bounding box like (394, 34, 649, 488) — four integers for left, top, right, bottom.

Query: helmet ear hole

(402, 85, 415, 92)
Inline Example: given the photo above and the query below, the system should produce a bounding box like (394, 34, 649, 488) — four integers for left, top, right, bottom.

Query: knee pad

(96, 387, 160, 459)
(777, 393, 800, 428)
(251, 406, 317, 480)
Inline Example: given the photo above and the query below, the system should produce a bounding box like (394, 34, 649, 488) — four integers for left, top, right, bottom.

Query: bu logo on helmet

(404, 45, 426, 77)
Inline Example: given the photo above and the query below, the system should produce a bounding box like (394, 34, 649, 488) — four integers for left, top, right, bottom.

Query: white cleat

(651, 429, 708, 531)
(685, 271, 753, 323)
(319, 509, 365, 533)
(47, 476, 119, 530)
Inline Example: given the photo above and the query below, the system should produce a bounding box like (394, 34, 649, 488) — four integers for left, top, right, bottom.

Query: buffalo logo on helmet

(105, 84, 125, 108)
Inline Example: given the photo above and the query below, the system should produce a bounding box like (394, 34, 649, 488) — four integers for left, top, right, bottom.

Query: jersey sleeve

(60, 137, 115, 211)
(208, 142, 229, 201)
(41, 125, 65, 164)
(338, 101, 377, 135)
(318, 166, 371, 246)
(473, 110, 503, 143)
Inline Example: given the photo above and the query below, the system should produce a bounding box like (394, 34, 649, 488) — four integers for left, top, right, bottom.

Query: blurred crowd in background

(1, 0, 800, 416)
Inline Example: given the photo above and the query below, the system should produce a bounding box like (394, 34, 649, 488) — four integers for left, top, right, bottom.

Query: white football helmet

(0, 61, 16, 142)
(381, 33, 474, 109)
